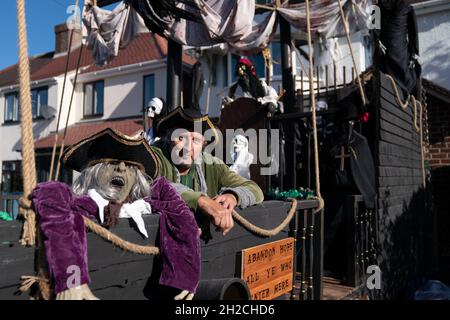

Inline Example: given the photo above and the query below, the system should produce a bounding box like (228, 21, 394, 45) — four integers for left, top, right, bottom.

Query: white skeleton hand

(56, 284, 99, 300)
(174, 290, 194, 300)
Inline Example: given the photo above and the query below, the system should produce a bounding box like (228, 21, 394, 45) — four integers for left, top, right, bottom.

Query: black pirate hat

(61, 128, 160, 179)
(156, 107, 219, 141)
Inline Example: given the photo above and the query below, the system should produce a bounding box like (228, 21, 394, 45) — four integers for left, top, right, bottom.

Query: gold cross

(335, 146, 350, 171)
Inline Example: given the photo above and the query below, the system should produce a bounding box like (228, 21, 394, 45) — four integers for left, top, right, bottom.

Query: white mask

(147, 98, 164, 118)
(231, 135, 249, 156)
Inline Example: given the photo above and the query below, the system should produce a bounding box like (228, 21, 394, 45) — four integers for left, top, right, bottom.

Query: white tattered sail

(82, 0, 373, 64)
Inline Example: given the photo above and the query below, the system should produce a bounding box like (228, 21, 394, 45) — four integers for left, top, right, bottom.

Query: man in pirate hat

(31, 129, 200, 300)
(153, 107, 264, 237)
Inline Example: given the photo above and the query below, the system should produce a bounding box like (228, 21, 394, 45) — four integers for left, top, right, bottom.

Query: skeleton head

(231, 135, 249, 156)
(147, 97, 164, 118)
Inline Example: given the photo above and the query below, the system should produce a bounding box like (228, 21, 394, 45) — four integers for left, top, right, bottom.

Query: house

(0, 23, 196, 191)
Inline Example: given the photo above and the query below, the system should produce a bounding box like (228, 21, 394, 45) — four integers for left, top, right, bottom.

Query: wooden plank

(379, 155, 423, 169)
(241, 238, 294, 271)
(380, 131, 420, 150)
(249, 273, 293, 300)
(378, 184, 421, 197)
(378, 176, 421, 187)
(380, 120, 413, 142)
(241, 238, 294, 300)
(378, 166, 422, 177)
(379, 141, 422, 160)
(243, 255, 293, 290)
(380, 106, 414, 132)
(379, 93, 413, 122)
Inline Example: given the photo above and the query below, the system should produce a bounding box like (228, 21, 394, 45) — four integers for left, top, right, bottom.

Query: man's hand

(213, 193, 238, 235)
(213, 193, 238, 212)
(198, 196, 234, 235)
(56, 284, 99, 300)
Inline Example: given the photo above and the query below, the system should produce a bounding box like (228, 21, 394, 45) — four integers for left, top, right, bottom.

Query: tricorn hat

(156, 107, 219, 142)
(61, 128, 160, 179)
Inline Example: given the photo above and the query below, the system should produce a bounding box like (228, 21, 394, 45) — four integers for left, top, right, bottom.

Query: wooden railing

(289, 199, 323, 300)
(345, 195, 379, 289)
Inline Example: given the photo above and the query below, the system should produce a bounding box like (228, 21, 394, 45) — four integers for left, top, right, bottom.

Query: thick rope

(49, 0, 79, 182)
(82, 198, 298, 253)
(232, 198, 297, 237)
(386, 74, 411, 109)
(82, 216, 160, 255)
(337, 0, 367, 106)
(305, 0, 324, 213)
(17, 0, 38, 246)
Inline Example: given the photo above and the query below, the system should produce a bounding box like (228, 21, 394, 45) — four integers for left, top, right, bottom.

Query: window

(84, 81, 104, 117)
(1, 161, 22, 193)
(143, 74, 155, 111)
(4, 92, 20, 122)
(31, 87, 48, 119)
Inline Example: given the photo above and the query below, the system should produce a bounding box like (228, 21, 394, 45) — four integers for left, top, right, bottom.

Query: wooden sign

(241, 237, 295, 300)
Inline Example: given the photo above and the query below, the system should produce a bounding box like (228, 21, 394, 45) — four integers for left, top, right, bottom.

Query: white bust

(230, 135, 253, 179)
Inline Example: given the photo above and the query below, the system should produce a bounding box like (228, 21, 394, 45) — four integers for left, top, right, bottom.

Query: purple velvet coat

(31, 177, 200, 294)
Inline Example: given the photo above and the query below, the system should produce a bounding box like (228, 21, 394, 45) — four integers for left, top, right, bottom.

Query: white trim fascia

(413, 0, 450, 16)
(0, 78, 58, 95)
(76, 60, 166, 83)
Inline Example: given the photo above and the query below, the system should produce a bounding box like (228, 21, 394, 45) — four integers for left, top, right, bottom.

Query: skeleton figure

(223, 58, 279, 117)
(145, 97, 166, 144)
(31, 129, 199, 300)
(229, 135, 253, 180)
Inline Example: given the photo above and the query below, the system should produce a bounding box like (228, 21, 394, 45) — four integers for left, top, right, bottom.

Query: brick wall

(426, 92, 450, 274)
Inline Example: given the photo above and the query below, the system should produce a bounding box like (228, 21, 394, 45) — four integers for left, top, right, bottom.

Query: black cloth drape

(378, 0, 421, 95)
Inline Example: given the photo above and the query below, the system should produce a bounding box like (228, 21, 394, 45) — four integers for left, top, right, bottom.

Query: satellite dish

(40, 105, 57, 120)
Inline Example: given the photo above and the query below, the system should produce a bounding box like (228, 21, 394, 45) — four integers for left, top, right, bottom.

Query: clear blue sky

(0, 1, 115, 71)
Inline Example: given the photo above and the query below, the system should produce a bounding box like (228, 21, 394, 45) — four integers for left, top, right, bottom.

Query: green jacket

(152, 147, 264, 211)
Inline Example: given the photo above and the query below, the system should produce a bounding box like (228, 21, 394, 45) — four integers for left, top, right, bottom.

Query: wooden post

(343, 66, 347, 87)
(166, 39, 183, 111)
(279, 9, 297, 189)
(316, 65, 320, 99)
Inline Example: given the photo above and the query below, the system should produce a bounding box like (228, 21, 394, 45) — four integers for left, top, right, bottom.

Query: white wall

(0, 82, 59, 172)
(77, 63, 167, 122)
(0, 61, 168, 185)
(414, 1, 450, 90)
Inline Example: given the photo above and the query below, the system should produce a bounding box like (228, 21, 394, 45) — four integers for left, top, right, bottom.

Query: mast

(278, 0, 298, 190)
(166, 39, 183, 111)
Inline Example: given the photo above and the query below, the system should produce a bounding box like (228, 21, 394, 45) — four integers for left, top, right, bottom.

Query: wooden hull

(0, 201, 293, 300)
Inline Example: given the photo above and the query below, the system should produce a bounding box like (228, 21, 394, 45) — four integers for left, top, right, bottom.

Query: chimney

(54, 23, 82, 54)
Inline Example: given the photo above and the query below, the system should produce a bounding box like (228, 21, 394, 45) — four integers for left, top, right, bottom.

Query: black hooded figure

(378, 0, 421, 95)
(320, 101, 376, 277)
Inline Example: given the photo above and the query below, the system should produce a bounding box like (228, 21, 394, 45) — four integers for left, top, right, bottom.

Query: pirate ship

(0, 0, 430, 300)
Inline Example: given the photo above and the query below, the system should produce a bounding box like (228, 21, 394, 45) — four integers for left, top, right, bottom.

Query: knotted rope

(81, 216, 160, 255)
(81, 198, 298, 254)
(16, 0, 37, 247)
(305, 0, 324, 214)
(232, 198, 297, 237)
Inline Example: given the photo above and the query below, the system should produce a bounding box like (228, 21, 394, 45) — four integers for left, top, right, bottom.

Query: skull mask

(147, 97, 164, 118)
